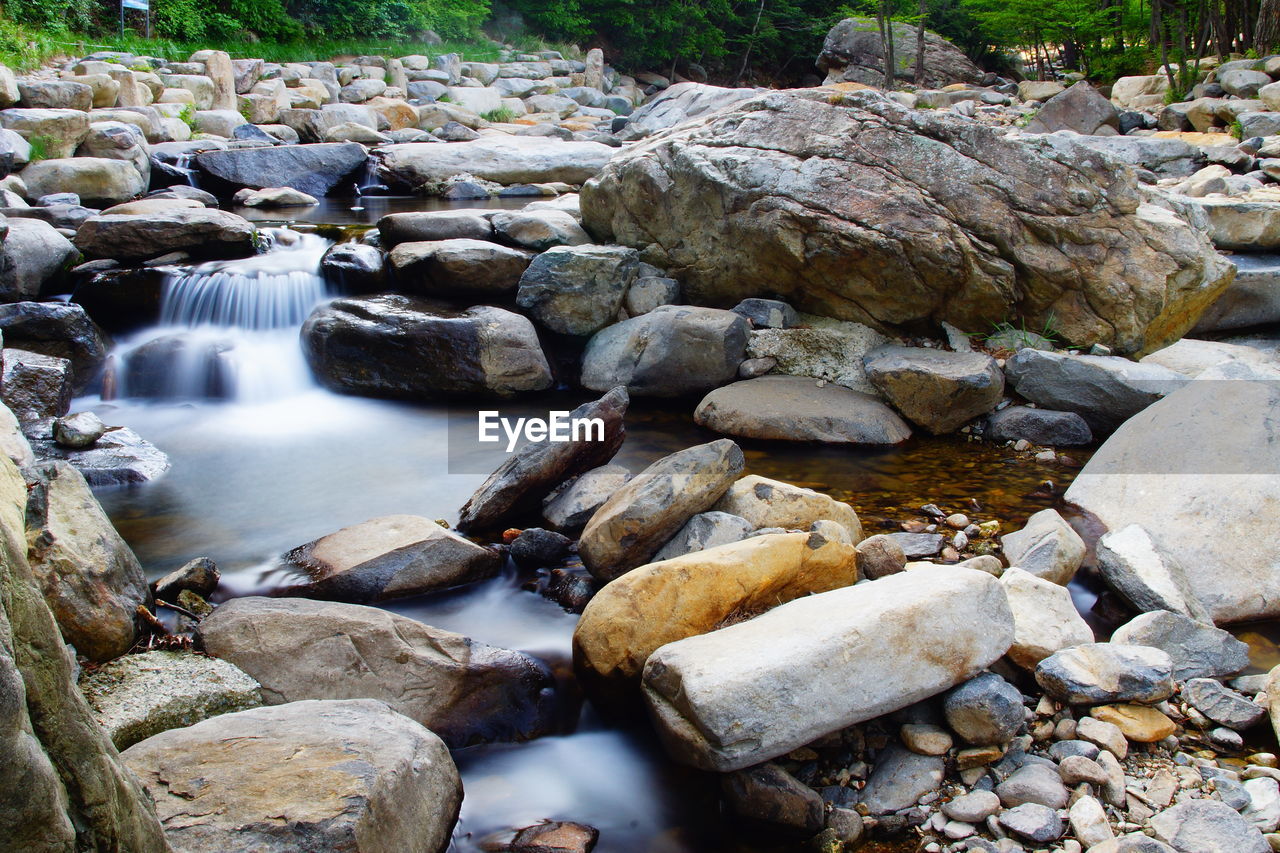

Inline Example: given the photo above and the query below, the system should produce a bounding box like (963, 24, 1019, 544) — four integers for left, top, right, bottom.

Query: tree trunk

(881, 0, 897, 88)
(914, 0, 927, 85)
(1155, 0, 1176, 90)
(1259, 0, 1280, 53)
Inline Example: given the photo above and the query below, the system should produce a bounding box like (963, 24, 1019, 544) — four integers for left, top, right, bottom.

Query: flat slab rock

(120, 698, 462, 853)
(27, 423, 170, 486)
(694, 375, 911, 444)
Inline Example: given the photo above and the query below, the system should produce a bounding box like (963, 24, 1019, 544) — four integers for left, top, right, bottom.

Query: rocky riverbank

(3, 16, 1280, 853)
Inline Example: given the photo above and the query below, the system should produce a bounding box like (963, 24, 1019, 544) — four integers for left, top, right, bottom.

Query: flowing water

(85, 219, 1095, 852)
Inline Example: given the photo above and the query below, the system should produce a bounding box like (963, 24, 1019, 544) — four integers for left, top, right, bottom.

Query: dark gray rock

(1035, 643, 1175, 704)
(722, 763, 824, 832)
(152, 556, 219, 601)
(944, 672, 1024, 745)
(653, 511, 754, 561)
(515, 244, 639, 336)
(1110, 610, 1249, 681)
(195, 142, 368, 197)
(864, 344, 1004, 434)
(1025, 81, 1120, 135)
(858, 744, 945, 814)
(377, 209, 494, 246)
(319, 242, 385, 294)
(998, 802, 1064, 843)
(984, 405, 1093, 446)
(733, 298, 798, 329)
(541, 463, 631, 533)
(995, 763, 1069, 809)
(26, 423, 170, 486)
(0, 302, 108, 391)
(73, 209, 257, 262)
(1183, 678, 1267, 730)
(886, 532, 944, 558)
(389, 238, 532, 296)
(2, 348, 72, 423)
(509, 528, 572, 568)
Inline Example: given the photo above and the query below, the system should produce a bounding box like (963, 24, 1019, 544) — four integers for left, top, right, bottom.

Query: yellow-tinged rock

(573, 531, 859, 688)
(1090, 704, 1177, 742)
(824, 82, 876, 93)
(366, 96, 418, 131)
(1149, 130, 1239, 148)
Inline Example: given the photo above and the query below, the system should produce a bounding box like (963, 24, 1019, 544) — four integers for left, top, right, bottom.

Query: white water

(114, 230, 332, 403)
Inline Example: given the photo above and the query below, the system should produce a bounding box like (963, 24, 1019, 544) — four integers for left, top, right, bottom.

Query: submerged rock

(121, 699, 462, 853)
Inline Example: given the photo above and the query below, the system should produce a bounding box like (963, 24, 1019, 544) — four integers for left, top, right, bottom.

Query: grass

(178, 103, 197, 130)
(26, 134, 53, 163)
(980, 312, 1062, 352)
(481, 106, 517, 122)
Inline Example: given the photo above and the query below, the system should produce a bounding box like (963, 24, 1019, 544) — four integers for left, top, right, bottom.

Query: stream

(75, 197, 1114, 852)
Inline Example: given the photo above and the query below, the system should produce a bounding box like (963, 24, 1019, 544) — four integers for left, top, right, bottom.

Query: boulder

(1143, 339, 1278, 379)
(694, 375, 911, 444)
(2, 348, 72, 423)
(459, 388, 628, 532)
(574, 531, 860, 688)
(0, 108, 90, 158)
(152, 556, 219, 601)
(1183, 197, 1280, 251)
(73, 208, 256, 262)
(1063, 361, 1280, 624)
(199, 597, 555, 746)
(581, 90, 1232, 355)
(17, 79, 92, 111)
(652, 511, 754, 560)
(389, 238, 531, 296)
(320, 242, 385, 294)
(984, 405, 1093, 446)
(722, 763, 824, 832)
(1110, 610, 1249, 681)
(78, 122, 150, 183)
(20, 158, 144, 206)
(280, 514, 500, 603)
(122, 699, 462, 853)
(377, 209, 494, 246)
(1149, 800, 1270, 853)
(944, 671, 1025, 746)
(1000, 567, 1093, 669)
(581, 305, 748, 396)
(579, 439, 745, 580)
(1096, 523, 1210, 621)
(27, 423, 169, 487)
(746, 316, 887, 393)
(378, 137, 616, 191)
(1004, 348, 1187, 434)
(195, 142, 368, 197)
(1000, 508, 1086, 586)
(1035, 643, 1175, 704)
(1025, 81, 1120, 135)
(617, 82, 760, 141)
(491, 209, 590, 251)
(78, 650, 262, 750)
(642, 566, 1014, 771)
(0, 217, 78, 301)
(863, 344, 1004, 433)
(515, 244, 638, 336)
(301, 296, 552, 399)
(817, 18, 983, 89)
(1194, 254, 1280, 332)
(0, 301, 108, 391)
(24, 461, 148, 661)
(713, 475, 862, 539)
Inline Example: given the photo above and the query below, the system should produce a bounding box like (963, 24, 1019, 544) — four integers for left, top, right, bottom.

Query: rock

(817, 18, 983, 89)
(722, 763, 825, 832)
(27, 420, 169, 487)
(390, 238, 532, 296)
(943, 790, 1002, 823)
(1063, 361, 1280, 624)
(998, 802, 1063, 843)
(508, 821, 600, 853)
(579, 439, 745, 581)
(152, 556, 219, 601)
(377, 209, 494, 246)
(863, 345, 1003, 434)
(508, 527, 572, 568)
(1018, 80, 1067, 101)
(53, 412, 105, 448)
(996, 763, 1069, 809)
(122, 699, 462, 853)
(616, 83, 760, 141)
(574, 531, 859, 688)
(279, 514, 500, 603)
(857, 534, 907, 579)
(459, 388, 628, 532)
(1000, 567, 1094, 669)
(1243, 777, 1280, 833)
(232, 186, 318, 207)
(17, 80, 93, 111)
(1090, 703, 1177, 742)
(301, 296, 552, 399)
(1185, 678, 1267, 730)
(20, 158, 144, 207)
(1221, 69, 1272, 98)
(1026, 81, 1120, 135)
(378, 137, 617, 190)
(541, 463, 631, 532)
(0, 302, 108, 391)
(1035, 643, 1175, 704)
(745, 316, 887, 393)
(1078, 718, 1127, 760)
(0, 108, 90, 158)
(0, 450, 170, 853)
(73, 209, 256, 262)
(0, 217, 79, 301)
(1004, 348, 1187, 434)
(888, 531, 944, 558)
(24, 461, 148, 661)
(78, 650, 261, 750)
(78, 122, 149, 183)
(581, 89, 1231, 355)
(198, 597, 555, 747)
(984, 406, 1093, 446)
(1149, 800, 1270, 853)
(491, 209, 590, 252)
(642, 566, 1014, 771)
(195, 142, 368, 197)
(713, 474, 862, 540)
(1140, 338, 1275, 378)
(651, 511, 753, 561)
(1058, 754, 1110, 785)
(2, 349, 72, 424)
(1069, 795, 1115, 848)
(581, 305, 749, 396)
(320, 242, 385, 294)
(515, 244, 638, 336)
(944, 671, 1025, 745)
(693, 375, 911, 445)
(733, 297, 797, 329)
(859, 744, 945, 814)
(1000, 509, 1085, 586)
(1110, 610, 1249, 681)
(1182, 196, 1280, 251)
(624, 276, 680, 315)
(900, 722, 952, 755)
(1193, 254, 1280, 332)
(1096, 525, 1211, 621)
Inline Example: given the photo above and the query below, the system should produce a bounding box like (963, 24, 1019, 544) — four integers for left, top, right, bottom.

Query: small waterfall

(116, 230, 333, 403)
(172, 152, 199, 187)
(354, 156, 388, 197)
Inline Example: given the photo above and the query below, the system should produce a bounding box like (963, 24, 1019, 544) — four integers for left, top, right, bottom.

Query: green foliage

(26, 135, 54, 163)
(481, 105, 516, 122)
(982, 312, 1061, 351)
(178, 103, 198, 129)
(1231, 118, 1244, 139)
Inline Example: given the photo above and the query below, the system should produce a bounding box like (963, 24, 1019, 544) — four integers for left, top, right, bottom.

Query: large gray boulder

(122, 699, 462, 853)
(863, 344, 1004, 433)
(817, 17, 984, 89)
(279, 514, 500, 603)
(694, 375, 911, 444)
(1193, 254, 1280, 333)
(642, 566, 1014, 771)
(0, 301, 109, 391)
(515, 244, 639, 337)
(301, 296, 552, 399)
(1025, 81, 1120, 135)
(1110, 610, 1249, 681)
(198, 597, 556, 747)
(389, 238, 532, 296)
(581, 305, 748, 396)
(0, 108, 90, 158)
(581, 90, 1232, 355)
(20, 158, 145, 206)
(378, 137, 616, 192)
(73, 209, 257, 262)
(579, 439, 745, 580)
(0, 217, 78, 301)
(195, 142, 368, 197)
(1095, 523, 1210, 621)
(617, 82, 759, 141)
(1064, 361, 1280, 624)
